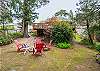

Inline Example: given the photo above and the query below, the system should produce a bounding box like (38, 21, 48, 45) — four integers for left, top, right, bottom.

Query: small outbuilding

(33, 22, 52, 37)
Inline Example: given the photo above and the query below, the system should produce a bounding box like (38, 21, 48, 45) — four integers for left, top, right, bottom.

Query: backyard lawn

(0, 38, 100, 71)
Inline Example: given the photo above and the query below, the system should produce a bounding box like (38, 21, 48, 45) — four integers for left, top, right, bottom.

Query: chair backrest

(49, 40, 52, 46)
(36, 43, 44, 51)
(14, 40, 22, 49)
(14, 40, 19, 45)
(36, 38, 42, 43)
(34, 37, 42, 45)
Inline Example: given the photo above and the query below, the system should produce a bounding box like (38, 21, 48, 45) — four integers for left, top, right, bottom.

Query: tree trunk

(22, 0, 29, 38)
(86, 20, 93, 44)
(22, 20, 28, 38)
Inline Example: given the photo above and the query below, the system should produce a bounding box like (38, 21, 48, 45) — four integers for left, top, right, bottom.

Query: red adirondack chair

(33, 37, 44, 55)
(43, 40, 53, 51)
(14, 40, 31, 55)
(14, 40, 23, 52)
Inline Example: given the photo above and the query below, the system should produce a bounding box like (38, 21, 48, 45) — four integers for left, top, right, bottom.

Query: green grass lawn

(0, 38, 100, 71)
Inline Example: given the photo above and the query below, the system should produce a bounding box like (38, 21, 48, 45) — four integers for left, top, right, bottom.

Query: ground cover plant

(57, 42, 71, 49)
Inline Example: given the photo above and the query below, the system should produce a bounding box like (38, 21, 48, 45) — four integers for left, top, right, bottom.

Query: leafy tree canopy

(9, 0, 49, 22)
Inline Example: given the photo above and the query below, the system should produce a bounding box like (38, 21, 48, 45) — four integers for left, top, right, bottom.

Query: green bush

(8, 32, 23, 39)
(51, 21, 74, 44)
(0, 35, 12, 46)
(29, 32, 36, 37)
(80, 38, 92, 45)
(96, 31, 100, 42)
(0, 32, 23, 46)
(57, 42, 71, 49)
(95, 44, 100, 52)
(80, 38, 97, 48)
(0, 25, 14, 30)
(74, 33, 82, 42)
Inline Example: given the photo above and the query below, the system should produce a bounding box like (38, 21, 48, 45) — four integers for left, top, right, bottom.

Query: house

(33, 22, 52, 36)
(32, 17, 60, 36)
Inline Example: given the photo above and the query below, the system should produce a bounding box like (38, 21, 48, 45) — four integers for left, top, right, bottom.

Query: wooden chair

(14, 40, 23, 52)
(43, 40, 53, 51)
(48, 40, 53, 50)
(33, 37, 44, 55)
(96, 54, 100, 64)
(14, 40, 30, 55)
(33, 43, 44, 55)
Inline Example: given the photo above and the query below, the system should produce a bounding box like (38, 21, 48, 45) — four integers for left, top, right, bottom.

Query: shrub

(57, 42, 71, 49)
(80, 38, 96, 48)
(0, 35, 12, 46)
(80, 38, 92, 45)
(0, 32, 23, 46)
(0, 25, 14, 30)
(8, 32, 23, 39)
(96, 31, 100, 42)
(95, 44, 100, 52)
(29, 32, 36, 37)
(74, 33, 82, 42)
(51, 21, 74, 44)
(0, 30, 3, 36)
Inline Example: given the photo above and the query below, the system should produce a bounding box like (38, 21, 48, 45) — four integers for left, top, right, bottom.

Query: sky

(35, 0, 79, 22)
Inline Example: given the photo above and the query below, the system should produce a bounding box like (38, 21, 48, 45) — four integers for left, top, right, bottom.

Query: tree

(55, 9, 76, 30)
(76, 0, 100, 44)
(0, 0, 12, 35)
(67, 10, 76, 29)
(55, 10, 68, 18)
(10, 0, 49, 37)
